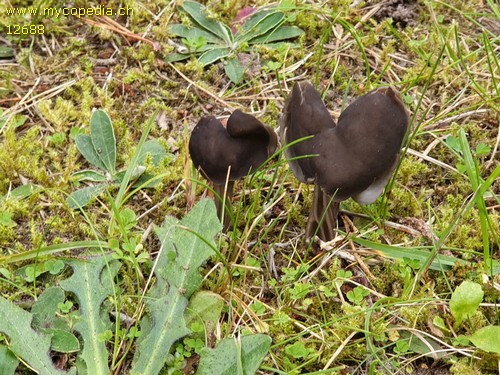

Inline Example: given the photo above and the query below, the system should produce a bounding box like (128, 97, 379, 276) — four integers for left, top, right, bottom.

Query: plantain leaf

(167, 2, 304, 86)
(224, 58, 246, 84)
(165, 52, 191, 63)
(66, 183, 108, 209)
(198, 47, 231, 66)
(138, 139, 171, 167)
(0, 46, 14, 58)
(71, 170, 107, 183)
(398, 330, 445, 358)
(115, 167, 146, 183)
(89, 109, 116, 176)
(237, 11, 284, 42)
(353, 237, 465, 271)
(0, 240, 109, 265)
(75, 134, 107, 171)
(249, 25, 304, 44)
(181, 1, 233, 45)
(4, 184, 43, 200)
(168, 23, 223, 44)
(237, 9, 275, 35)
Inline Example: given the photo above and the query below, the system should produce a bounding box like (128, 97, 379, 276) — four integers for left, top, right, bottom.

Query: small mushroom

(280, 81, 409, 242)
(189, 109, 278, 230)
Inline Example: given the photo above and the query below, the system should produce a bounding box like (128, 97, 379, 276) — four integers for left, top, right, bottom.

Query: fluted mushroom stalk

(280, 81, 409, 242)
(189, 109, 277, 230)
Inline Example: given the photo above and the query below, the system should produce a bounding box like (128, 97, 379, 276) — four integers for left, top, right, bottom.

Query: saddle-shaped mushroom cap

(189, 109, 278, 230)
(280, 81, 409, 242)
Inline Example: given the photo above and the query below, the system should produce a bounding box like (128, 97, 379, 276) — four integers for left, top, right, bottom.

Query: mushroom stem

(214, 181, 234, 232)
(305, 185, 340, 243)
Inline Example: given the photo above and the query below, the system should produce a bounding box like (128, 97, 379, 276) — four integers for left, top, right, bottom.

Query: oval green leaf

(249, 25, 304, 44)
(470, 326, 500, 353)
(181, 1, 232, 44)
(450, 280, 484, 327)
(75, 134, 107, 171)
(90, 109, 116, 175)
(198, 47, 231, 66)
(224, 58, 245, 84)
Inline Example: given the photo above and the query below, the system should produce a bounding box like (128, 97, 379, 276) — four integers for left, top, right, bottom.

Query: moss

(436, 194, 484, 252)
(449, 356, 487, 375)
(65, 77, 111, 118)
(0, 126, 47, 189)
(123, 44, 156, 64)
(0, 222, 18, 247)
(370, 262, 406, 297)
(0, 69, 15, 99)
(37, 97, 78, 132)
(208, 0, 246, 20)
(294, 9, 331, 42)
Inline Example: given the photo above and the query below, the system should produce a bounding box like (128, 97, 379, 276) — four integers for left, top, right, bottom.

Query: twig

(2, 79, 76, 123)
(323, 331, 356, 370)
(425, 108, 490, 129)
(163, 63, 234, 109)
(339, 210, 423, 237)
(82, 16, 160, 51)
(407, 147, 460, 174)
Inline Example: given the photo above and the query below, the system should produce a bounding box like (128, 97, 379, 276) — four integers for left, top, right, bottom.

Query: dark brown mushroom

(280, 81, 409, 243)
(189, 109, 278, 230)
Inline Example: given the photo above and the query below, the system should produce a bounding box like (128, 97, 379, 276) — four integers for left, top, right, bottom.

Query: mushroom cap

(189, 109, 278, 185)
(280, 81, 409, 203)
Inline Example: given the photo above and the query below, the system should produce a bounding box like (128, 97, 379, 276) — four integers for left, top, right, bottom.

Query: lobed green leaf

(60, 255, 120, 375)
(131, 199, 222, 375)
(0, 296, 75, 375)
(197, 334, 272, 375)
(0, 346, 18, 375)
